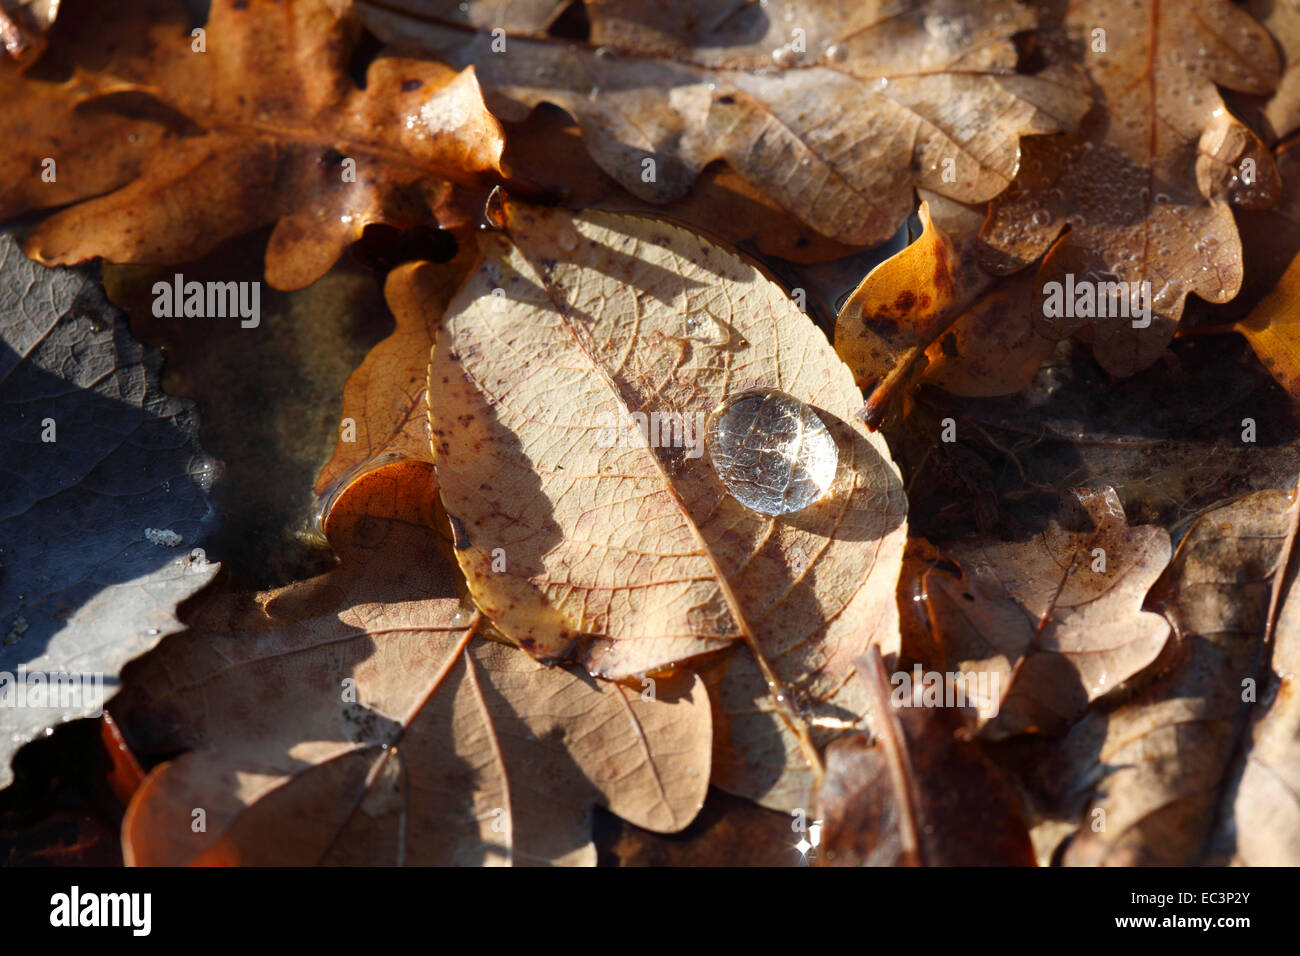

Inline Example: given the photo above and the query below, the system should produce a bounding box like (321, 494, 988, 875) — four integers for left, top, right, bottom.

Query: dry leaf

(932, 487, 1171, 739)
(1247, 0, 1300, 142)
(919, 269, 1057, 398)
(428, 197, 907, 810)
(1055, 490, 1287, 865)
(501, 105, 859, 264)
(117, 461, 710, 865)
(358, 0, 1089, 245)
(979, 1, 1281, 376)
(1215, 500, 1300, 865)
(814, 648, 1035, 866)
(4, 0, 505, 290)
(1235, 240, 1300, 399)
(834, 195, 995, 423)
(315, 249, 476, 502)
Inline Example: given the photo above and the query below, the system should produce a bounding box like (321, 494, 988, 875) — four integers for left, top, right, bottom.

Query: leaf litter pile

(3, 0, 1300, 868)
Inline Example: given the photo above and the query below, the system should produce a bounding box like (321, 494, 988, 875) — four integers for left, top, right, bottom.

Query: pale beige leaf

(428, 199, 908, 810)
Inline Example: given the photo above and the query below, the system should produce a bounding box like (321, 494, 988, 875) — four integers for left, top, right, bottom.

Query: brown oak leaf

(357, 0, 1090, 246)
(3, 0, 505, 290)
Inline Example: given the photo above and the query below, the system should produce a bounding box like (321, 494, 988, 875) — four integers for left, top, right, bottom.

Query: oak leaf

(1049, 490, 1290, 865)
(930, 487, 1171, 739)
(357, 0, 1090, 246)
(3, 0, 505, 290)
(834, 195, 999, 423)
(980, 1, 1281, 376)
(1247, 0, 1300, 142)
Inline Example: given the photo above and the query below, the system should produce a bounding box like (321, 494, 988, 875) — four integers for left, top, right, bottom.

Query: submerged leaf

(0, 234, 218, 789)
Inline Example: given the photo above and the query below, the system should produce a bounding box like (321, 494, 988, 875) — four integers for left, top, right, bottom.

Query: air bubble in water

(706, 388, 838, 516)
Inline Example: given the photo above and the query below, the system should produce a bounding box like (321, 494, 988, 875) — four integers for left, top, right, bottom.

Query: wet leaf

(428, 198, 907, 810)
(980, 1, 1281, 376)
(0, 0, 58, 71)
(102, 233, 391, 587)
(0, 234, 218, 790)
(357, 0, 1089, 245)
(3, 0, 505, 290)
(117, 461, 711, 865)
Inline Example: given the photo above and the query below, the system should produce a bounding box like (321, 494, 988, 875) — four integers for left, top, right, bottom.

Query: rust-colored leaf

(919, 269, 1057, 398)
(4, 0, 506, 290)
(834, 196, 995, 424)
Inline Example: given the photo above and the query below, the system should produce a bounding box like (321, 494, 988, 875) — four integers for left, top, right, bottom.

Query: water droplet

(772, 46, 793, 65)
(824, 43, 846, 63)
(557, 229, 580, 253)
(1031, 209, 1052, 227)
(683, 311, 731, 346)
(706, 389, 838, 516)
